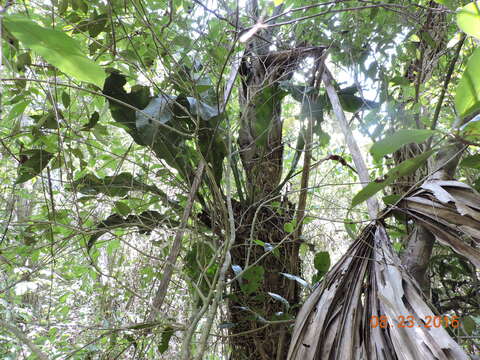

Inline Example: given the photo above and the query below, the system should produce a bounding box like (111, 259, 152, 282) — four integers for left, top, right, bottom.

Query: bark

(229, 18, 321, 357)
(228, 200, 299, 360)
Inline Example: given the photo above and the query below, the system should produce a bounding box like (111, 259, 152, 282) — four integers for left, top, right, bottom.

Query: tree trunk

(226, 32, 312, 360)
(228, 200, 300, 359)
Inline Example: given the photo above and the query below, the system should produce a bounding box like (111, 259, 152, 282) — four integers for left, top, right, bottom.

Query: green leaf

(114, 201, 131, 216)
(461, 316, 476, 335)
(344, 219, 357, 240)
(58, 0, 68, 14)
(382, 194, 401, 205)
(433, 0, 455, 9)
(370, 129, 435, 161)
(455, 47, 480, 119)
(312, 250, 330, 283)
(339, 93, 378, 113)
(16, 52, 31, 71)
(457, 2, 480, 39)
(61, 91, 70, 108)
(5, 15, 105, 87)
(301, 97, 324, 122)
(279, 81, 315, 102)
(5, 101, 29, 122)
(283, 221, 295, 233)
(82, 111, 100, 131)
(253, 86, 286, 148)
(313, 251, 330, 274)
(392, 242, 404, 252)
(390, 76, 410, 86)
(240, 265, 264, 295)
(419, 30, 436, 49)
(460, 115, 480, 139)
(106, 238, 120, 255)
(88, 12, 108, 38)
(253, 239, 265, 247)
(352, 150, 434, 207)
(158, 326, 175, 354)
(69, 172, 162, 197)
(16, 149, 54, 184)
(460, 154, 480, 168)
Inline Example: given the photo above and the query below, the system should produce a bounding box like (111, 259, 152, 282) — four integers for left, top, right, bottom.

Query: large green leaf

(69, 172, 172, 200)
(103, 72, 189, 177)
(5, 15, 105, 87)
(455, 47, 480, 119)
(103, 72, 154, 146)
(16, 149, 54, 184)
(278, 81, 315, 102)
(338, 93, 378, 113)
(370, 129, 435, 161)
(351, 150, 434, 207)
(313, 251, 331, 273)
(253, 86, 286, 148)
(459, 154, 480, 168)
(87, 211, 171, 251)
(198, 115, 227, 184)
(312, 251, 331, 283)
(158, 326, 175, 354)
(300, 97, 324, 122)
(240, 265, 264, 295)
(457, 2, 480, 39)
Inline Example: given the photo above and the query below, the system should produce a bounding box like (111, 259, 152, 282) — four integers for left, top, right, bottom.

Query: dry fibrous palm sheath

(288, 224, 469, 360)
(396, 180, 480, 268)
(288, 179, 480, 360)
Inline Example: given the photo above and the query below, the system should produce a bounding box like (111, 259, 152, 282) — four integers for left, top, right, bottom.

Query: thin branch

(265, 0, 349, 24)
(147, 159, 205, 321)
(295, 56, 325, 238)
(262, 4, 418, 29)
(181, 88, 239, 360)
(430, 34, 466, 132)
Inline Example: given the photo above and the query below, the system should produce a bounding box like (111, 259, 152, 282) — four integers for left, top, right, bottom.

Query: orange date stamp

(370, 315, 460, 329)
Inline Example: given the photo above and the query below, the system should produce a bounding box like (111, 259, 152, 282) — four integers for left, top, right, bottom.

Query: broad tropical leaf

(457, 2, 480, 39)
(370, 129, 435, 161)
(352, 150, 434, 207)
(455, 47, 480, 119)
(5, 15, 105, 87)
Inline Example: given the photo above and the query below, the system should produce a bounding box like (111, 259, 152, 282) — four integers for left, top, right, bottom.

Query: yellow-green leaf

(457, 2, 480, 39)
(455, 47, 480, 119)
(352, 150, 434, 207)
(370, 129, 436, 161)
(4, 15, 105, 87)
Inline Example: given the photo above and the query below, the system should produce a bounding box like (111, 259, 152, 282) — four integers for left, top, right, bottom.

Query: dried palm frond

(287, 224, 469, 360)
(288, 179, 480, 359)
(396, 180, 480, 268)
